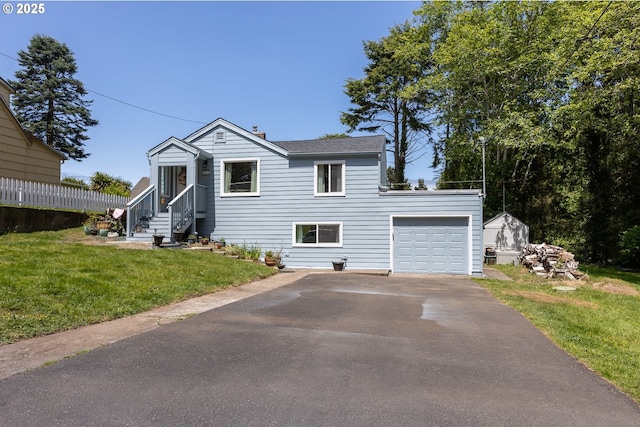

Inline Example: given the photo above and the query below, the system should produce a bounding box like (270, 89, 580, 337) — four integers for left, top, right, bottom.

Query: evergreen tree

(9, 34, 98, 160)
(341, 23, 433, 187)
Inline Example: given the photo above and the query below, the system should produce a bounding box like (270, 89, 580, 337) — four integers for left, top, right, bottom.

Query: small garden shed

(483, 212, 529, 264)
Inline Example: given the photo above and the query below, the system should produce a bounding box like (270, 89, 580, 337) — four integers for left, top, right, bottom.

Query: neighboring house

(129, 176, 150, 200)
(127, 118, 484, 275)
(0, 77, 66, 185)
(483, 212, 529, 264)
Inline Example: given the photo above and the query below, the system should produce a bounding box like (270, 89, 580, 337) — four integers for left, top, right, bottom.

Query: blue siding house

(127, 118, 484, 275)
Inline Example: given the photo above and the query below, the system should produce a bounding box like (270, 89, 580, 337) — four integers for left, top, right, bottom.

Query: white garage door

(393, 217, 469, 274)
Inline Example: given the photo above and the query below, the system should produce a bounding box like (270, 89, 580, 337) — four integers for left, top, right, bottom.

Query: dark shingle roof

(272, 135, 385, 156)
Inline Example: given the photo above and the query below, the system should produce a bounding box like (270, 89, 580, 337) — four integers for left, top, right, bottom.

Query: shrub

(618, 225, 640, 268)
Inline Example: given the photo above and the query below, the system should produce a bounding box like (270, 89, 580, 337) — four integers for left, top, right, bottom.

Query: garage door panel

(449, 246, 464, 257)
(449, 261, 464, 270)
(396, 261, 413, 271)
(449, 233, 465, 244)
(432, 247, 447, 256)
(393, 217, 468, 274)
(430, 261, 448, 273)
(432, 232, 447, 242)
(396, 247, 414, 257)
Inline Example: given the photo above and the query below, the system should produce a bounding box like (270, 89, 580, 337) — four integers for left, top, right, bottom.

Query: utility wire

(0, 51, 207, 125)
(86, 89, 207, 124)
(558, 1, 613, 71)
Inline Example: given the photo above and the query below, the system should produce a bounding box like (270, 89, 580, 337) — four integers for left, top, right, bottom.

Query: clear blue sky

(1, 1, 435, 188)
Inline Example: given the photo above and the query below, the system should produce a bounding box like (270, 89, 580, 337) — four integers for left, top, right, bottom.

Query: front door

(158, 166, 187, 212)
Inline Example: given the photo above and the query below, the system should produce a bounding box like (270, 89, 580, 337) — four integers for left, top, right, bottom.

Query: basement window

(293, 223, 342, 247)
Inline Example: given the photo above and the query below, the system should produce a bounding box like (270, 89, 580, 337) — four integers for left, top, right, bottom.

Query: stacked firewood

(519, 243, 585, 280)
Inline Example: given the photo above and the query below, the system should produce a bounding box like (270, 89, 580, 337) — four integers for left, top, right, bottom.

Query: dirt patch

(528, 276, 639, 297)
(590, 281, 640, 296)
(501, 290, 599, 309)
(61, 234, 152, 250)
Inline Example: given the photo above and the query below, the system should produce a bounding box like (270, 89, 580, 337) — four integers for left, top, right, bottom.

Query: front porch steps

(127, 213, 170, 243)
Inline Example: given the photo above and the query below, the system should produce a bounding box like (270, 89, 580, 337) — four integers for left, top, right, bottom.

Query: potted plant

(173, 228, 184, 243)
(96, 218, 111, 231)
(188, 234, 197, 244)
(264, 250, 277, 266)
(201, 237, 209, 246)
(83, 213, 101, 235)
(152, 229, 165, 246)
(219, 237, 226, 247)
(332, 257, 347, 271)
(264, 248, 282, 267)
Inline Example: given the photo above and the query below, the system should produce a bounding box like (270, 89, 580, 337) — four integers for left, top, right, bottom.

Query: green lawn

(3, 230, 639, 404)
(0, 228, 277, 345)
(476, 264, 640, 404)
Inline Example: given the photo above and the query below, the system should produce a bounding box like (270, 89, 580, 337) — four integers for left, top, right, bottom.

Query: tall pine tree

(10, 34, 98, 160)
(341, 23, 433, 188)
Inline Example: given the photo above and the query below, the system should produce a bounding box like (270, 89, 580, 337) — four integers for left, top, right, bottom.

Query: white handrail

(126, 185, 155, 237)
(167, 184, 195, 240)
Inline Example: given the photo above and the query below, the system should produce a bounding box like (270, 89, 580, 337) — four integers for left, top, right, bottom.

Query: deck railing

(0, 177, 128, 211)
(168, 184, 194, 240)
(126, 185, 155, 236)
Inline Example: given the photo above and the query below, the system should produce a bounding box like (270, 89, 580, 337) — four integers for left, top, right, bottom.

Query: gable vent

(214, 130, 226, 143)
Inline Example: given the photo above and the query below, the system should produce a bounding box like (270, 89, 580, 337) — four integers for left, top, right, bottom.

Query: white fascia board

(184, 118, 289, 157)
(147, 136, 211, 159)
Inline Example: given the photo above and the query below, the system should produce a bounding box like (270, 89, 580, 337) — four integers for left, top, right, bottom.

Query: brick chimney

(252, 125, 266, 139)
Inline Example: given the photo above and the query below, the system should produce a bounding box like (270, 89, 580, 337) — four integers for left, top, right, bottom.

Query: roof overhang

(184, 117, 289, 157)
(147, 136, 213, 159)
(483, 211, 527, 228)
(0, 94, 67, 161)
(285, 150, 382, 159)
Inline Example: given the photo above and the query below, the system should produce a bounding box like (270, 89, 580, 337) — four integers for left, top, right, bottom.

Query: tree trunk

(46, 97, 54, 147)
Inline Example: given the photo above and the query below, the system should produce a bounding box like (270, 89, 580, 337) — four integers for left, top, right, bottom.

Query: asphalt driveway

(1, 273, 639, 426)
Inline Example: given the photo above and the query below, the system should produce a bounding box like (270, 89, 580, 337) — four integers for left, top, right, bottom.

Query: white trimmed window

(221, 159, 260, 196)
(293, 223, 343, 247)
(314, 161, 345, 196)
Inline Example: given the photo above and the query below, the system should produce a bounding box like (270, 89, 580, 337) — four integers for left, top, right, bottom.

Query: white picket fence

(0, 177, 128, 212)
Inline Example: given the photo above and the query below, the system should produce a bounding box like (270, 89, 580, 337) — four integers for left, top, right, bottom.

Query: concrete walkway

(482, 267, 514, 280)
(0, 270, 308, 380)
